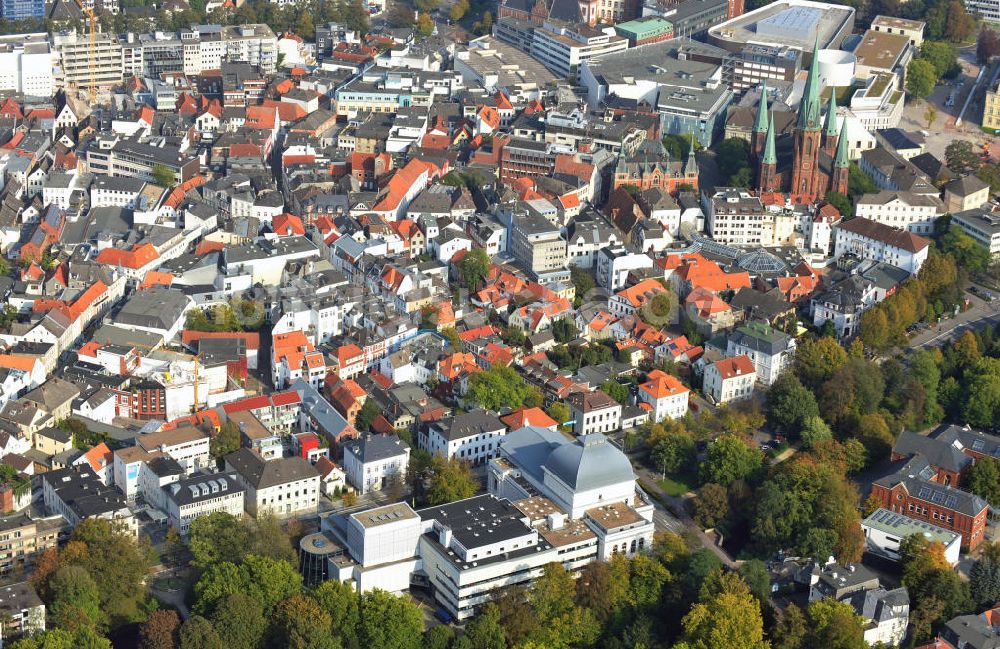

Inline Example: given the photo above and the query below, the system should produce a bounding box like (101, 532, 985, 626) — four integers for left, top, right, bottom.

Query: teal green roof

(824, 89, 838, 136)
(753, 79, 769, 133)
(797, 38, 823, 131)
(834, 120, 849, 168)
(613, 17, 673, 39)
(763, 115, 776, 165)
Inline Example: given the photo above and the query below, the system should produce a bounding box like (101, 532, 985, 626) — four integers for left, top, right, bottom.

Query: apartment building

(722, 44, 800, 93)
(833, 217, 930, 275)
(705, 188, 796, 246)
(53, 30, 123, 90)
(165, 473, 245, 535)
(0, 514, 63, 578)
(179, 24, 278, 75)
(40, 465, 136, 536)
(135, 425, 211, 475)
(853, 191, 943, 236)
(0, 582, 45, 646)
(725, 322, 796, 386)
(568, 390, 622, 436)
(703, 355, 756, 404)
(121, 32, 185, 79)
(511, 213, 567, 278)
(637, 370, 689, 422)
(420, 410, 508, 466)
(849, 74, 904, 131)
(107, 140, 200, 185)
(343, 434, 410, 495)
(225, 449, 320, 517)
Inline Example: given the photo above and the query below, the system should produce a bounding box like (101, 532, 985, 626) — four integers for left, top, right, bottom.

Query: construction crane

(71, 0, 99, 103)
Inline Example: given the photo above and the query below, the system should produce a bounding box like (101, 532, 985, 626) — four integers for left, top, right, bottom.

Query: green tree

(824, 191, 852, 217)
(547, 402, 570, 427)
(458, 247, 490, 291)
(800, 415, 833, 448)
(208, 593, 266, 649)
(765, 373, 820, 437)
(650, 427, 695, 475)
(691, 483, 729, 529)
(569, 265, 595, 298)
(946, 140, 984, 175)
(295, 8, 315, 38)
(847, 163, 878, 199)
(311, 580, 360, 648)
(795, 336, 848, 389)
(426, 455, 477, 505)
(468, 365, 533, 411)
(676, 571, 767, 649)
(528, 563, 601, 649)
(906, 59, 937, 99)
(701, 435, 762, 486)
(271, 595, 338, 649)
(978, 26, 1000, 63)
(48, 565, 103, 632)
(358, 590, 423, 649)
(209, 421, 240, 460)
(772, 604, 808, 649)
(600, 382, 628, 405)
(453, 604, 505, 649)
(188, 512, 252, 569)
(962, 357, 1000, 429)
(194, 555, 302, 617)
(805, 599, 867, 649)
(355, 400, 381, 433)
(737, 559, 771, 605)
(178, 616, 222, 649)
(448, 0, 468, 20)
(971, 554, 1000, 609)
(414, 0, 437, 10)
(920, 40, 959, 78)
(859, 307, 890, 350)
(139, 610, 180, 649)
(968, 456, 1000, 505)
(902, 535, 973, 625)
(423, 625, 454, 649)
(552, 318, 578, 343)
(940, 225, 991, 274)
(715, 138, 751, 186)
(151, 163, 175, 187)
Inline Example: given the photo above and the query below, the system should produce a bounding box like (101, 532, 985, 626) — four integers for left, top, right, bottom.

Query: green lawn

(657, 473, 695, 497)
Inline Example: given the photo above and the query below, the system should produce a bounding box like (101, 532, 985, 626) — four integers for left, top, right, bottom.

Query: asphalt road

(910, 287, 1000, 349)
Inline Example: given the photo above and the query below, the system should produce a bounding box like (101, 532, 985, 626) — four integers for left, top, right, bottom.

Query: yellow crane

(71, 0, 99, 103)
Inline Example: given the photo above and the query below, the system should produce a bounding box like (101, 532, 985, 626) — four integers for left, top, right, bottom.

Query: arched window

(805, 139, 811, 156)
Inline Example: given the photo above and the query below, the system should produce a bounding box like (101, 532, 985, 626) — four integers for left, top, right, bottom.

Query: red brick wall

(871, 483, 987, 550)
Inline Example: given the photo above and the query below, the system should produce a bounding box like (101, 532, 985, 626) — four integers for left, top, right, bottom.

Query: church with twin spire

(751, 41, 851, 203)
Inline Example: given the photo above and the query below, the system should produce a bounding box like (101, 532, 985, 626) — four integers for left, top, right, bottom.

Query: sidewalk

(636, 466, 740, 569)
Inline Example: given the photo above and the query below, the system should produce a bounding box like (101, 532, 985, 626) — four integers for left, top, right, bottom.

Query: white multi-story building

(136, 425, 211, 475)
(703, 355, 756, 404)
(848, 73, 904, 130)
(419, 410, 508, 466)
(853, 191, 943, 236)
(862, 507, 961, 566)
(833, 217, 930, 275)
(165, 473, 245, 535)
(725, 322, 796, 386)
(90, 176, 149, 209)
(225, 449, 320, 517)
(342, 434, 410, 495)
(704, 188, 796, 247)
(530, 21, 628, 79)
(568, 390, 622, 436)
(595, 246, 653, 291)
(637, 370, 689, 422)
(0, 35, 53, 97)
(810, 274, 880, 340)
(40, 465, 137, 537)
(179, 24, 278, 75)
(951, 209, 1000, 257)
(52, 30, 124, 90)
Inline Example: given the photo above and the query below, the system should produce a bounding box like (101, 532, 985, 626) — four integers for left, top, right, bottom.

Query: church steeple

(797, 38, 823, 131)
(831, 120, 850, 195)
(763, 116, 777, 166)
(824, 88, 839, 156)
(685, 131, 699, 176)
(752, 79, 769, 160)
(759, 114, 778, 192)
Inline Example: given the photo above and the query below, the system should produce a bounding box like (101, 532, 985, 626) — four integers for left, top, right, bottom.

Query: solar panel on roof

(918, 487, 932, 499)
(945, 495, 958, 508)
(973, 440, 985, 451)
(931, 491, 946, 504)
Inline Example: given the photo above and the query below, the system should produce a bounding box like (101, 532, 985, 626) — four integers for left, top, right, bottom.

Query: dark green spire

(824, 87, 838, 137)
(754, 78, 769, 133)
(763, 115, 777, 166)
(834, 119, 850, 168)
(797, 37, 823, 131)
